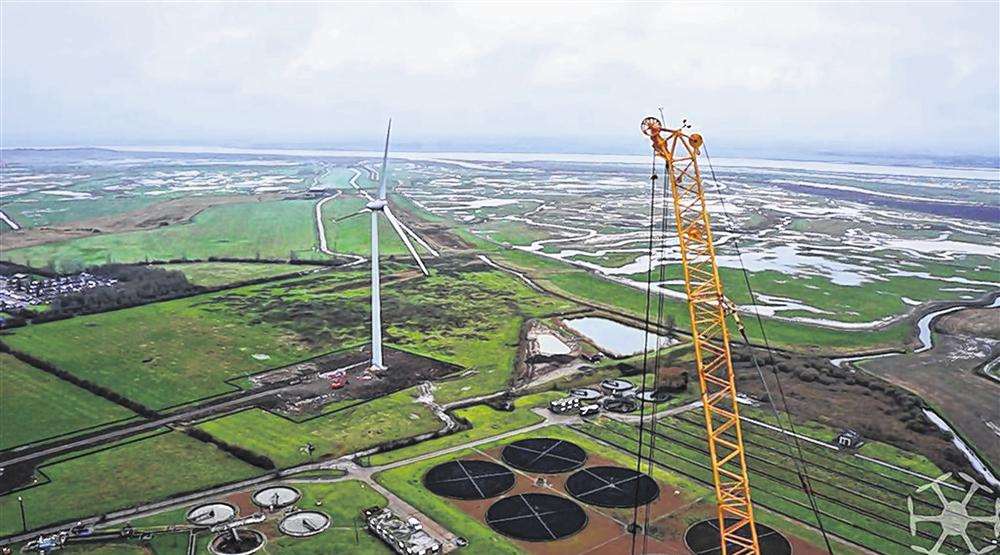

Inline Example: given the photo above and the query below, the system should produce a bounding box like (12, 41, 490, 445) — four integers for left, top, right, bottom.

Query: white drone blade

(377, 118, 391, 201)
(383, 205, 429, 275)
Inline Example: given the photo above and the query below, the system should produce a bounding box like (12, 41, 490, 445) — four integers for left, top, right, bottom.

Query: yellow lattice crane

(641, 116, 760, 555)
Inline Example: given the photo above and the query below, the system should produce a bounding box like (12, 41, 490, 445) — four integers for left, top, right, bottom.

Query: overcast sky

(2, 2, 998, 157)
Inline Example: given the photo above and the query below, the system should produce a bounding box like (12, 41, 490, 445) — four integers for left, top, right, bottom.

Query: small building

(836, 429, 863, 449)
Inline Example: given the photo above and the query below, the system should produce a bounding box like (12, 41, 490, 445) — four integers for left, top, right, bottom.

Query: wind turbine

(362, 119, 438, 371)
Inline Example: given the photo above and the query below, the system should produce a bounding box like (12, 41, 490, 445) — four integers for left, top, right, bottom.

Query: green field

(321, 195, 413, 256)
(1, 272, 369, 409)
(2, 261, 570, 410)
(196, 390, 440, 468)
(0, 431, 259, 536)
(4, 199, 331, 270)
(625, 263, 998, 325)
(0, 354, 135, 450)
(382, 269, 574, 403)
(158, 261, 323, 287)
(366, 400, 549, 466)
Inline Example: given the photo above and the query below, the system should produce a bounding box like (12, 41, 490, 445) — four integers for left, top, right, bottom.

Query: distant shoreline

(3, 145, 998, 180)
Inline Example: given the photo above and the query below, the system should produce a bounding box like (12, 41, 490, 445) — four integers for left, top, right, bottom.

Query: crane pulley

(641, 116, 760, 555)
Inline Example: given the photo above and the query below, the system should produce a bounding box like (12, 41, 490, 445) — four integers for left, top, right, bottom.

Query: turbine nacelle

(366, 199, 387, 211)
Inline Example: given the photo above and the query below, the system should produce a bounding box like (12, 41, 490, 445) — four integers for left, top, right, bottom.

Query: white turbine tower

(363, 119, 438, 370)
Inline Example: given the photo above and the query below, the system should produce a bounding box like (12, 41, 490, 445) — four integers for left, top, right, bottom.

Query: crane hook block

(689, 133, 703, 149)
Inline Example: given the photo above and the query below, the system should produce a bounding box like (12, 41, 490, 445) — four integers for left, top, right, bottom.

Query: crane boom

(641, 117, 760, 555)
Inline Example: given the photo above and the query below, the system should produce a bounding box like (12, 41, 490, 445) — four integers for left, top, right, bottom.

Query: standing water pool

(563, 317, 670, 357)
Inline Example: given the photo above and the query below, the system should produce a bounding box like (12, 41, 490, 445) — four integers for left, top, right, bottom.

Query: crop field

(4, 200, 331, 270)
(0, 354, 135, 450)
(575, 412, 996, 555)
(2, 256, 568, 411)
(195, 389, 440, 467)
(1, 280, 333, 409)
(0, 430, 259, 536)
(157, 261, 324, 287)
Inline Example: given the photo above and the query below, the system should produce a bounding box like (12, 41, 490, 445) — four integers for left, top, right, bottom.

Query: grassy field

(382, 268, 575, 403)
(4, 199, 331, 269)
(0, 431, 259, 536)
(157, 261, 323, 287)
(320, 195, 412, 257)
(2, 290, 318, 409)
(0, 354, 135, 450)
(3, 261, 569, 410)
(365, 401, 547, 466)
(1, 272, 369, 409)
(196, 390, 440, 468)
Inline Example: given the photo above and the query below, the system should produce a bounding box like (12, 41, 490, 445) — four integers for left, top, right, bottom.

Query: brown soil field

(392, 202, 473, 252)
(255, 345, 463, 420)
(861, 332, 1000, 469)
(935, 307, 1000, 340)
(4, 195, 273, 249)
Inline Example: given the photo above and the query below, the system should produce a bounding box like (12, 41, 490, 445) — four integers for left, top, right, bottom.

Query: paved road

(314, 190, 366, 266)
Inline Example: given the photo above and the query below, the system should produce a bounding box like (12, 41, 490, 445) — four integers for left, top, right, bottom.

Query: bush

(797, 368, 819, 382)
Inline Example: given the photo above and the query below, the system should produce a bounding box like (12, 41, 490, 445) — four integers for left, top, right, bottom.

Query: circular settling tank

(684, 518, 791, 555)
(279, 511, 331, 537)
(566, 466, 659, 508)
(186, 503, 237, 526)
(600, 379, 636, 395)
(637, 390, 671, 404)
(501, 438, 587, 474)
(208, 530, 266, 555)
(569, 388, 602, 401)
(424, 460, 515, 500)
(251, 486, 301, 509)
(602, 397, 638, 413)
(486, 493, 587, 542)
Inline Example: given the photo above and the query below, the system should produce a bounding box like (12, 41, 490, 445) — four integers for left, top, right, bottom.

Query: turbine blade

(377, 118, 391, 201)
(383, 205, 429, 275)
(393, 215, 440, 257)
